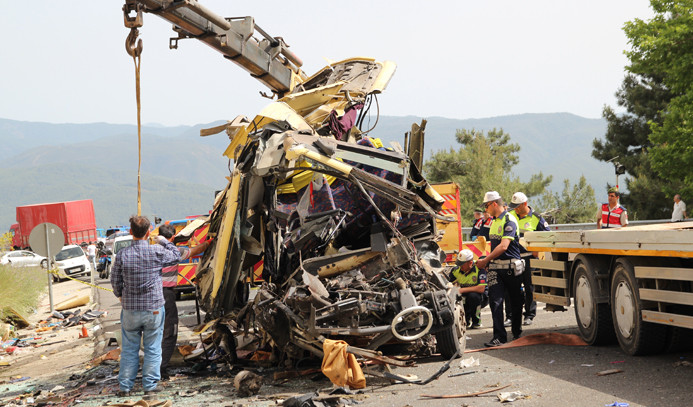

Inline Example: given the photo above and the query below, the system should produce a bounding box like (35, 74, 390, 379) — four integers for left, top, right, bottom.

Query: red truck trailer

(11, 200, 97, 249)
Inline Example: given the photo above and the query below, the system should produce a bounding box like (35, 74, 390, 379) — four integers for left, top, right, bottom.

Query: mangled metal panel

(195, 57, 463, 360)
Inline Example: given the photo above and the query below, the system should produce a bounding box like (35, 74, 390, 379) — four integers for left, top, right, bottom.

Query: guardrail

(460, 218, 673, 241)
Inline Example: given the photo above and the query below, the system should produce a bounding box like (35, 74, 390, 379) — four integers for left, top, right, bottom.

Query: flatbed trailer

(524, 221, 693, 355)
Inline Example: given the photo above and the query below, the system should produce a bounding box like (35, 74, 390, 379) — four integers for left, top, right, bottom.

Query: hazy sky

(2, 1, 653, 126)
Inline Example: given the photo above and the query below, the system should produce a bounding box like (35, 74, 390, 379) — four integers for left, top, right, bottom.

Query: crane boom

(124, 0, 307, 96)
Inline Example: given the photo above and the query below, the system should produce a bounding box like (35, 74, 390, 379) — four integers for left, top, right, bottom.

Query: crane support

(124, 0, 306, 96)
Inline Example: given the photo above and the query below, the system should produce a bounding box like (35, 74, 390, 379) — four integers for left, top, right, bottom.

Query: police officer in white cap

(476, 191, 524, 347)
(448, 249, 488, 328)
(508, 191, 550, 326)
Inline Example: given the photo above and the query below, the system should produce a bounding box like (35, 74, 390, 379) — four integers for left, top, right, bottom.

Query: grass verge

(0, 264, 47, 339)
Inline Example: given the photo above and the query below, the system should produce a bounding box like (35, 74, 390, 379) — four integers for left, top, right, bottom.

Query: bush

(0, 264, 47, 337)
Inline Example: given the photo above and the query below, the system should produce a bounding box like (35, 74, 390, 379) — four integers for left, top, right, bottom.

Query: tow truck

(123, 0, 465, 360)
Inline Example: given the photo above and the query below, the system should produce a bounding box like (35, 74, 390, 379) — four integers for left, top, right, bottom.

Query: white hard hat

(482, 191, 501, 203)
(508, 192, 528, 209)
(457, 249, 474, 263)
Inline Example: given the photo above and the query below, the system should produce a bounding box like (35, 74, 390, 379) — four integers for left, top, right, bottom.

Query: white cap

(457, 249, 474, 263)
(482, 191, 501, 203)
(508, 192, 528, 209)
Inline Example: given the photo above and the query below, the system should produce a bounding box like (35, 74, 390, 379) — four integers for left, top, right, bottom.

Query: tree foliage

(424, 128, 552, 221)
(592, 73, 673, 219)
(536, 176, 597, 224)
(620, 1, 693, 205)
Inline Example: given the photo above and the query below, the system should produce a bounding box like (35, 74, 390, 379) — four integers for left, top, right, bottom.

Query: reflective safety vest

(488, 211, 522, 260)
(509, 208, 550, 236)
(601, 203, 626, 228)
(451, 263, 487, 288)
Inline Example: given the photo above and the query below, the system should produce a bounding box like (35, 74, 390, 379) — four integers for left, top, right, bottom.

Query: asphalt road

(91, 276, 693, 407)
(371, 306, 693, 407)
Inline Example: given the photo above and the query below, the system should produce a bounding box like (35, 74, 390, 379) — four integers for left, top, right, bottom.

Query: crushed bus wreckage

(121, 0, 465, 376)
(191, 58, 466, 365)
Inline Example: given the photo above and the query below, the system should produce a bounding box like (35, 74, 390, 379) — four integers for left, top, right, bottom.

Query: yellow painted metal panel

(211, 173, 241, 300)
(527, 247, 693, 258)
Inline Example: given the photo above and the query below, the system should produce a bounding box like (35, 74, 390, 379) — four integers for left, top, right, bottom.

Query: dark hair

(158, 224, 176, 239)
(129, 216, 151, 238)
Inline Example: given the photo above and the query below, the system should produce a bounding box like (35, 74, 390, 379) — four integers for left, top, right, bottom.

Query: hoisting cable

(124, 2, 144, 215)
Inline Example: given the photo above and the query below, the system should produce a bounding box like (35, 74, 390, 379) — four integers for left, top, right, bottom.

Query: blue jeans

(119, 306, 165, 391)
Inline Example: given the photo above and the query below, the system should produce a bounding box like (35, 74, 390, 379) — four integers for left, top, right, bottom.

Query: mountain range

(0, 113, 611, 232)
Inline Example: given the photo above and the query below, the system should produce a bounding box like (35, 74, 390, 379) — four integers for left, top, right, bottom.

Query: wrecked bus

(124, 1, 465, 361)
(194, 60, 465, 359)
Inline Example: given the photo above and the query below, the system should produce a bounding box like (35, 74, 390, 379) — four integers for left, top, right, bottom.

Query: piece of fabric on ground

(465, 332, 588, 353)
(321, 339, 366, 389)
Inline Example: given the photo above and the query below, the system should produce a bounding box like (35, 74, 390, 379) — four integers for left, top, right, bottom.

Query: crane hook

(126, 28, 143, 58)
(123, 1, 143, 58)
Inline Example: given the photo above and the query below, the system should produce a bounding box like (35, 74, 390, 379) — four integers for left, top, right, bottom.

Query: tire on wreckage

(434, 301, 465, 359)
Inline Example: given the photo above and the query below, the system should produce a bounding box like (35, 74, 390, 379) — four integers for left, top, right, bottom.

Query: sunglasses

(484, 201, 494, 209)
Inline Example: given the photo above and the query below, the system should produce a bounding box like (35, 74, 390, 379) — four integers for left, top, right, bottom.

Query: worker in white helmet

(448, 249, 488, 329)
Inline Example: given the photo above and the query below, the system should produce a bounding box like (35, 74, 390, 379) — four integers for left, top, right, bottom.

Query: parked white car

(0, 250, 47, 268)
(111, 235, 133, 267)
(54, 244, 93, 282)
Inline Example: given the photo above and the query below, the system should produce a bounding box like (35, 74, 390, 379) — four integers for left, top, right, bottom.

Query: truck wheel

(573, 262, 615, 345)
(435, 303, 465, 359)
(611, 259, 666, 355)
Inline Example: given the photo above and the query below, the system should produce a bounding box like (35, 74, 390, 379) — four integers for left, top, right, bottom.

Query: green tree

(424, 128, 552, 220)
(537, 176, 597, 224)
(592, 72, 673, 220)
(622, 1, 693, 203)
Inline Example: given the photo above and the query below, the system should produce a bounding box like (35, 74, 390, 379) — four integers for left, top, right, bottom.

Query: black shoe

(470, 322, 482, 329)
(513, 333, 522, 340)
(143, 388, 160, 398)
(484, 338, 505, 347)
(116, 390, 131, 397)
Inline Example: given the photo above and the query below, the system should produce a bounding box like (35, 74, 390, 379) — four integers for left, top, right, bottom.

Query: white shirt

(87, 244, 96, 257)
(672, 200, 687, 222)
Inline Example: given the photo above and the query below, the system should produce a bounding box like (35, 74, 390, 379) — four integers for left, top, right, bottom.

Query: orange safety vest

(601, 203, 626, 228)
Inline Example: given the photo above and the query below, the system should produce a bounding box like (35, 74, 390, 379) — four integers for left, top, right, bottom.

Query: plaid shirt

(111, 239, 181, 311)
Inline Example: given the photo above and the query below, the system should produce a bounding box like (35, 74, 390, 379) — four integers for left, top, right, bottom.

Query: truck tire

(610, 259, 667, 355)
(435, 303, 465, 359)
(573, 262, 615, 345)
(40, 259, 48, 269)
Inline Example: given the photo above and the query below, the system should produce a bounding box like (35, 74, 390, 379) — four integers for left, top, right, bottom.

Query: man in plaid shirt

(111, 216, 180, 396)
